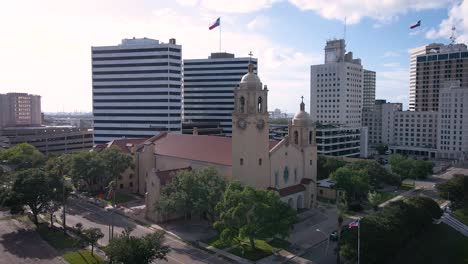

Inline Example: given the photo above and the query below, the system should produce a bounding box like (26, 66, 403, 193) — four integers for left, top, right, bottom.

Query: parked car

(329, 231, 338, 241)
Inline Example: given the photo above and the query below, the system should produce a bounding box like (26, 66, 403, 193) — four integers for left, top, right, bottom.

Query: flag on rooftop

(209, 17, 220, 30)
(410, 20, 421, 29)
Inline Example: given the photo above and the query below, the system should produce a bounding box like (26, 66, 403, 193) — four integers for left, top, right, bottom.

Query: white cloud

(247, 15, 271, 31)
(383, 62, 401, 67)
(382, 51, 400, 58)
(0, 0, 319, 113)
(426, 0, 468, 43)
(199, 0, 278, 13)
(287, 0, 450, 24)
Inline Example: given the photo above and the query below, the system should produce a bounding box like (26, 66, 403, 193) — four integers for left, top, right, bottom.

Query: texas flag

(410, 20, 421, 29)
(348, 219, 360, 228)
(209, 17, 220, 30)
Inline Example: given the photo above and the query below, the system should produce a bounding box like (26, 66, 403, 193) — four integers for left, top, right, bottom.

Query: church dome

(292, 99, 312, 126)
(239, 63, 262, 90)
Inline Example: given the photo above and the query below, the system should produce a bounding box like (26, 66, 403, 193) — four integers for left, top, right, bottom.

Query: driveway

(0, 211, 66, 264)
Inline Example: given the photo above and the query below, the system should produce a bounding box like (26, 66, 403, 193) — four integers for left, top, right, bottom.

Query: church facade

(113, 64, 318, 222)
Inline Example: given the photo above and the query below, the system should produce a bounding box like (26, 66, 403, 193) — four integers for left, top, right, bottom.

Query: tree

(331, 167, 370, 204)
(100, 146, 133, 195)
(411, 159, 433, 179)
(70, 151, 106, 191)
(156, 167, 226, 223)
(45, 155, 73, 233)
(317, 155, 347, 180)
(0, 143, 45, 169)
(375, 144, 388, 155)
(2, 169, 61, 225)
(339, 196, 442, 264)
(436, 174, 468, 206)
(82, 228, 104, 256)
(346, 160, 398, 189)
(106, 228, 170, 264)
(214, 181, 296, 250)
(389, 155, 433, 182)
(368, 191, 385, 211)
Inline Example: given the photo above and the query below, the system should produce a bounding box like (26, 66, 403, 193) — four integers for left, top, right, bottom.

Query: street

(60, 198, 227, 264)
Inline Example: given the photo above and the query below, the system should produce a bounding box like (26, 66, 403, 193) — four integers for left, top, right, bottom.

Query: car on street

(329, 231, 338, 241)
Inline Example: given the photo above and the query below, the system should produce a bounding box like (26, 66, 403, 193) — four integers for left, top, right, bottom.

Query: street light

(316, 229, 330, 256)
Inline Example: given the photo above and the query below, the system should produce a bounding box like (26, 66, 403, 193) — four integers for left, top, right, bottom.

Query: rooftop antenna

(344, 16, 347, 45)
(450, 25, 456, 45)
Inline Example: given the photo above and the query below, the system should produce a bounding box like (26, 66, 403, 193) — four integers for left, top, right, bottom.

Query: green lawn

(400, 183, 415, 191)
(392, 223, 468, 264)
(203, 236, 232, 249)
(378, 191, 397, 203)
(63, 250, 105, 264)
(99, 192, 136, 205)
(229, 240, 275, 261)
(453, 206, 468, 226)
(37, 225, 82, 250)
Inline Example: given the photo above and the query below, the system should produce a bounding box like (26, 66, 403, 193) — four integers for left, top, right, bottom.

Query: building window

(310, 160, 312, 165)
(319, 189, 323, 195)
(240, 96, 245, 113)
(275, 171, 279, 188)
(258, 158, 262, 166)
(118, 175, 123, 180)
(294, 131, 298, 144)
(240, 158, 244, 165)
(309, 131, 313, 144)
(258, 97, 263, 113)
(129, 174, 134, 179)
(129, 182, 133, 187)
(294, 168, 298, 183)
(119, 184, 124, 189)
(283, 166, 289, 183)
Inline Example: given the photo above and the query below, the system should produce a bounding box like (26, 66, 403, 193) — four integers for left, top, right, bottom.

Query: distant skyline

(0, 0, 466, 112)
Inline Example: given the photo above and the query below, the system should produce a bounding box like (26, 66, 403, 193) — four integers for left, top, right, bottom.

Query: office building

(363, 69, 376, 112)
(437, 80, 468, 159)
(410, 43, 468, 112)
(92, 38, 182, 144)
(310, 39, 367, 157)
(183, 52, 257, 135)
(311, 39, 363, 126)
(0, 93, 41, 128)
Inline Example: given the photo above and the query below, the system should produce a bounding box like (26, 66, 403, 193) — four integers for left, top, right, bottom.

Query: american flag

(348, 219, 360, 229)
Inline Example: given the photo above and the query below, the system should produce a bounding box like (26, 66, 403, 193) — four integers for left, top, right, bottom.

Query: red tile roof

(268, 184, 306, 197)
(157, 167, 192, 186)
(108, 138, 148, 154)
(301, 178, 314, 184)
(146, 133, 279, 166)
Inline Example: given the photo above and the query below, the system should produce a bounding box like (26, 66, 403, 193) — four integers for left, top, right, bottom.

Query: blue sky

(0, 0, 466, 112)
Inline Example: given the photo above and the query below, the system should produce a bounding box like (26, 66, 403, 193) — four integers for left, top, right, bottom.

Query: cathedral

(109, 64, 318, 223)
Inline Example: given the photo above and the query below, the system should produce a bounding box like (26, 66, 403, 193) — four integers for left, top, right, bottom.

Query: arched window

(309, 131, 313, 144)
(258, 158, 262, 166)
(240, 158, 244, 165)
(294, 168, 298, 183)
(274, 171, 279, 188)
(288, 198, 294, 208)
(283, 166, 289, 183)
(297, 195, 303, 209)
(294, 131, 299, 144)
(257, 97, 262, 113)
(240, 96, 245, 113)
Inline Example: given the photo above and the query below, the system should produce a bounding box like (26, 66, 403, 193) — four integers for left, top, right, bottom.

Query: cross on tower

(248, 51, 253, 63)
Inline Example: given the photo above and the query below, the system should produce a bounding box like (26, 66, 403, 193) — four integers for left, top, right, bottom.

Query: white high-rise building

(310, 39, 367, 157)
(363, 69, 376, 112)
(92, 38, 182, 144)
(183, 52, 257, 135)
(311, 39, 363, 126)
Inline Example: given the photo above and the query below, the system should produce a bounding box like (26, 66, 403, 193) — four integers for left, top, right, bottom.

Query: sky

(0, 0, 467, 113)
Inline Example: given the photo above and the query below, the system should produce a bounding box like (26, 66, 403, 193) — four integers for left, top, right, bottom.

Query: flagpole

(358, 220, 360, 264)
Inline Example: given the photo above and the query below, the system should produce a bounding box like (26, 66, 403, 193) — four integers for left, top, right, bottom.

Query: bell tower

(232, 63, 270, 189)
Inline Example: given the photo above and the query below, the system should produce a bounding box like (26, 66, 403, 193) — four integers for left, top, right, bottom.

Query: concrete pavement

(0, 211, 66, 264)
(61, 198, 227, 264)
